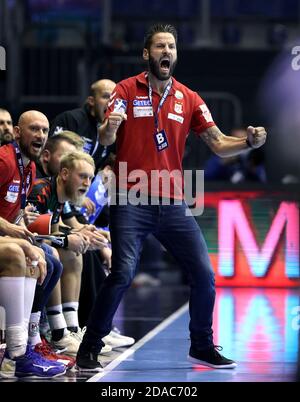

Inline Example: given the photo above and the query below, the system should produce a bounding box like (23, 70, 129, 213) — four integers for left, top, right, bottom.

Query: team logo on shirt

(174, 102, 183, 114)
(82, 137, 93, 154)
(199, 104, 213, 123)
(53, 126, 64, 135)
(114, 99, 127, 114)
(175, 90, 183, 100)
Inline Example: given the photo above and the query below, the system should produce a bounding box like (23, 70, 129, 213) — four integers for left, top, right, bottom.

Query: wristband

(51, 234, 69, 249)
(59, 225, 72, 235)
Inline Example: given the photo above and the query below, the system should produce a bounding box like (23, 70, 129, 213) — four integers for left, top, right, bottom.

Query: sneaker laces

(24, 346, 48, 364)
(70, 327, 86, 342)
(212, 345, 224, 356)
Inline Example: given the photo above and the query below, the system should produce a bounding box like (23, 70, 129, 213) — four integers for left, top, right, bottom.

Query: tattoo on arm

(201, 126, 224, 150)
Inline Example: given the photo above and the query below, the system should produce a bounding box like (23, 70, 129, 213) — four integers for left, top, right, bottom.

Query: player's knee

(0, 244, 26, 277)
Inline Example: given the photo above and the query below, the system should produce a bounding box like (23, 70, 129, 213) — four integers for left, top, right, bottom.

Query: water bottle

(81, 172, 108, 224)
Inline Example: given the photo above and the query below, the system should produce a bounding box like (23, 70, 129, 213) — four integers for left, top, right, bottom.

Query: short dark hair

(143, 24, 178, 50)
(45, 131, 84, 153)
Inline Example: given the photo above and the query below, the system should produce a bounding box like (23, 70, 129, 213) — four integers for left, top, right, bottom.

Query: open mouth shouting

(78, 188, 87, 196)
(159, 57, 171, 74)
(31, 141, 44, 154)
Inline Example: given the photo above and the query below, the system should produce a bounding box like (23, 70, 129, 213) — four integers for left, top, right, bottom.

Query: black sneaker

(188, 345, 237, 369)
(76, 349, 103, 372)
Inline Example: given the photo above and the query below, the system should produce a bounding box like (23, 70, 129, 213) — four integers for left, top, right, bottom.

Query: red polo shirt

(0, 144, 36, 223)
(106, 72, 215, 198)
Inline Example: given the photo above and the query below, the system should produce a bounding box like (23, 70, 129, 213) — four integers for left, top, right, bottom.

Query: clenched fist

(247, 126, 267, 149)
(107, 111, 127, 133)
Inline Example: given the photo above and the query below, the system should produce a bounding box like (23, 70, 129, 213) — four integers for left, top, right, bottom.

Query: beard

(64, 180, 86, 206)
(148, 54, 177, 81)
(0, 131, 14, 144)
(18, 137, 42, 162)
(92, 105, 102, 122)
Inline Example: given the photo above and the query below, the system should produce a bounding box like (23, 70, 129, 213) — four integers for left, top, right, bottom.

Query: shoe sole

(15, 369, 67, 378)
(187, 355, 237, 369)
(76, 365, 103, 372)
(103, 337, 135, 349)
(105, 342, 134, 349)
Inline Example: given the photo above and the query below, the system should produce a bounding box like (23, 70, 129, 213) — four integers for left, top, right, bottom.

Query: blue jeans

(82, 202, 215, 352)
(31, 244, 63, 313)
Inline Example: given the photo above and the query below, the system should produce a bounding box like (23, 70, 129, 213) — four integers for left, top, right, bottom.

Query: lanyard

(148, 78, 172, 132)
(12, 141, 31, 209)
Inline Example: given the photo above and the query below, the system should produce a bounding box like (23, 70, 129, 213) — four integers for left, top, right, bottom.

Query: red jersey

(106, 72, 215, 198)
(0, 144, 36, 223)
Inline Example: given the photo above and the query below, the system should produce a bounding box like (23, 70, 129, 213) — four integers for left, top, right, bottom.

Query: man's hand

(100, 246, 112, 270)
(246, 126, 267, 149)
(99, 112, 127, 145)
(67, 233, 90, 255)
(75, 225, 109, 250)
(23, 204, 40, 226)
(97, 229, 111, 243)
(82, 197, 96, 216)
(107, 112, 127, 134)
(8, 238, 47, 285)
(0, 219, 35, 241)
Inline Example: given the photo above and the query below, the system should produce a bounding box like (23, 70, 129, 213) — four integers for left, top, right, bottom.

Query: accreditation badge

(154, 129, 168, 152)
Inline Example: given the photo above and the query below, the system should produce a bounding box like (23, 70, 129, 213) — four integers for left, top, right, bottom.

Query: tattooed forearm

(200, 125, 250, 157)
(201, 126, 224, 148)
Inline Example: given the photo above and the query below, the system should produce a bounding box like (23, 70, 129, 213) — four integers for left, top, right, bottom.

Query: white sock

(47, 304, 67, 332)
(24, 277, 37, 328)
(6, 325, 27, 359)
(0, 277, 27, 358)
(0, 277, 24, 326)
(28, 311, 41, 346)
(63, 301, 79, 330)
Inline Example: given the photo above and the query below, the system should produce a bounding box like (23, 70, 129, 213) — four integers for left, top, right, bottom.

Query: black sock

(51, 328, 65, 342)
(67, 326, 78, 333)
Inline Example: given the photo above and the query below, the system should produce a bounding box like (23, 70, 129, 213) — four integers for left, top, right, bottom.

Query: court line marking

(87, 302, 188, 382)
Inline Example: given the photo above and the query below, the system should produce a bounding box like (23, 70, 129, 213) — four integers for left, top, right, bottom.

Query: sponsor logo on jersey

(167, 113, 184, 124)
(133, 99, 151, 107)
(82, 137, 93, 154)
(133, 107, 153, 118)
(4, 182, 20, 203)
(175, 90, 183, 100)
(8, 184, 20, 193)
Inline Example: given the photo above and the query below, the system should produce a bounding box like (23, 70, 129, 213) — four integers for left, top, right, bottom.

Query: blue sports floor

(1, 286, 299, 382)
(88, 287, 299, 383)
